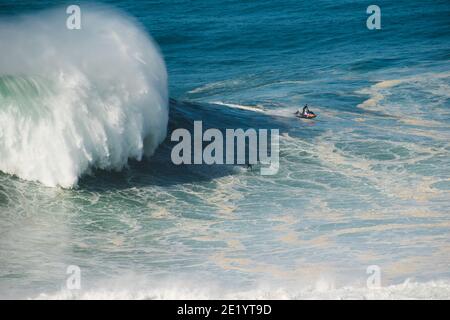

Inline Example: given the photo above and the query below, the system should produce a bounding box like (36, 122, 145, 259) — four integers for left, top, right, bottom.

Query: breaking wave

(0, 6, 168, 188)
(34, 279, 450, 300)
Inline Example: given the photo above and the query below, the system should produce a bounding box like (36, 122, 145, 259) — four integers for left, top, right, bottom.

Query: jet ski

(295, 110, 317, 119)
(298, 112, 316, 119)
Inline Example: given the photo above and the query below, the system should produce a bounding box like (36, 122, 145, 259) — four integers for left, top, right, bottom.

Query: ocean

(0, 0, 449, 299)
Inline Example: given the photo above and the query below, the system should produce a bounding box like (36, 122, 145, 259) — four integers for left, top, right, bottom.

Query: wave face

(0, 7, 168, 188)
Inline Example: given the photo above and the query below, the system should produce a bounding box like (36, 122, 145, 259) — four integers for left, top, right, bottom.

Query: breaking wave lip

(33, 279, 450, 300)
(0, 5, 168, 188)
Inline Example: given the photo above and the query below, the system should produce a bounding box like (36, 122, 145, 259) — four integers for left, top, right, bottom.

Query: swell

(0, 6, 168, 188)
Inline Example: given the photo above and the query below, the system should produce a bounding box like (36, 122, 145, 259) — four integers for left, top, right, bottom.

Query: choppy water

(0, 0, 449, 299)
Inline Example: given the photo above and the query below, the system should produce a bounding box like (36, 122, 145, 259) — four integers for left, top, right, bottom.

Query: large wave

(0, 6, 168, 188)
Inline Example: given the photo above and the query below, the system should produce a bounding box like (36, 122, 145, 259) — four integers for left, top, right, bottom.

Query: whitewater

(0, 7, 168, 188)
(0, 0, 449, 300)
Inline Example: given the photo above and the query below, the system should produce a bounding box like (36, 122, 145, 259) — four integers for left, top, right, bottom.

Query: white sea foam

(0, 6, 168, 188)
(34, 279, 450, 300)
(356, 71, 450, 114)
(212, 101, 265, 112)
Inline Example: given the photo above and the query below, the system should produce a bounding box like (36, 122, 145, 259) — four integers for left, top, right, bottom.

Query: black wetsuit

(302, 106, 310, 116)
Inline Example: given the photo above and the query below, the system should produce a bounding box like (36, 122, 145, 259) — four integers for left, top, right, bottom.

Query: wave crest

(0, 6, 168, 188)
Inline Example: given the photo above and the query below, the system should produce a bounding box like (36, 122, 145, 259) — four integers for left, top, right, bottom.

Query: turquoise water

(0, 0, 449, 299)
